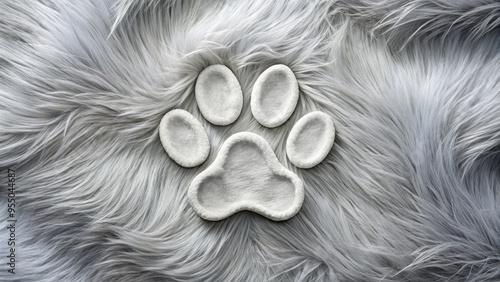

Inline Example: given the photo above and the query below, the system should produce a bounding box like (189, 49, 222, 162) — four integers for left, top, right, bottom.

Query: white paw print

(159, 64, 335, 221)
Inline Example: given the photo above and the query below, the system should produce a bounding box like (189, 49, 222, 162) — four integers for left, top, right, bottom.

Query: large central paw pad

(188, 132, 304, 221)
(159, 64, 335, 221)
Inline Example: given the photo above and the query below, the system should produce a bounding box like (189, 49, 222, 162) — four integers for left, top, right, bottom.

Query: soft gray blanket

(1, 0, 499, 281)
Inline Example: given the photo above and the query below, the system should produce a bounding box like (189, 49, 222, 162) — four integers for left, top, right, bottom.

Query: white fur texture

(286, 111, 336, 169)
(188, 132, 304, 221)
(1, 0, 500, 281)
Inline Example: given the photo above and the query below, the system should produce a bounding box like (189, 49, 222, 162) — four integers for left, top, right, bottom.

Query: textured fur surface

(1, 0, 500, 281)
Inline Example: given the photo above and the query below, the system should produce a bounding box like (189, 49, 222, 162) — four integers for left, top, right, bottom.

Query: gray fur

(1, 0, 499, 281)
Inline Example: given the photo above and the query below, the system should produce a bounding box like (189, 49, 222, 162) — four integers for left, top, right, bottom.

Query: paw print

(159, 64, 335, 221)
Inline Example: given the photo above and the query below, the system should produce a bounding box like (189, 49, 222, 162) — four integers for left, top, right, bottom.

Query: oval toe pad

(195, 65, 243, 126)
(251, 64, 299, 128)
(286, 111, 335, 169)
(159, 109, 210, 168)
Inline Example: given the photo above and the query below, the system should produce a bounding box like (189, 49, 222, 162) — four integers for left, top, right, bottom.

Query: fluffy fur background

(1, 0, 500, 281)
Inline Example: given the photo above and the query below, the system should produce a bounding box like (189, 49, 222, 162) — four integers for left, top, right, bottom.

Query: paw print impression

(158, 64, 335, 221)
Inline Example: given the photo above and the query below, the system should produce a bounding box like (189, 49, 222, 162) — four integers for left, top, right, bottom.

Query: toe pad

(286, 111, 335, 169)
(159, 109, 210, 168)
(251, 64, 299, 128)
(195, 65, 243, 126)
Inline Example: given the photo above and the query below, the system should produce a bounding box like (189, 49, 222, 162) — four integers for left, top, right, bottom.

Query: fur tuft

(335, 0, 500, 47)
